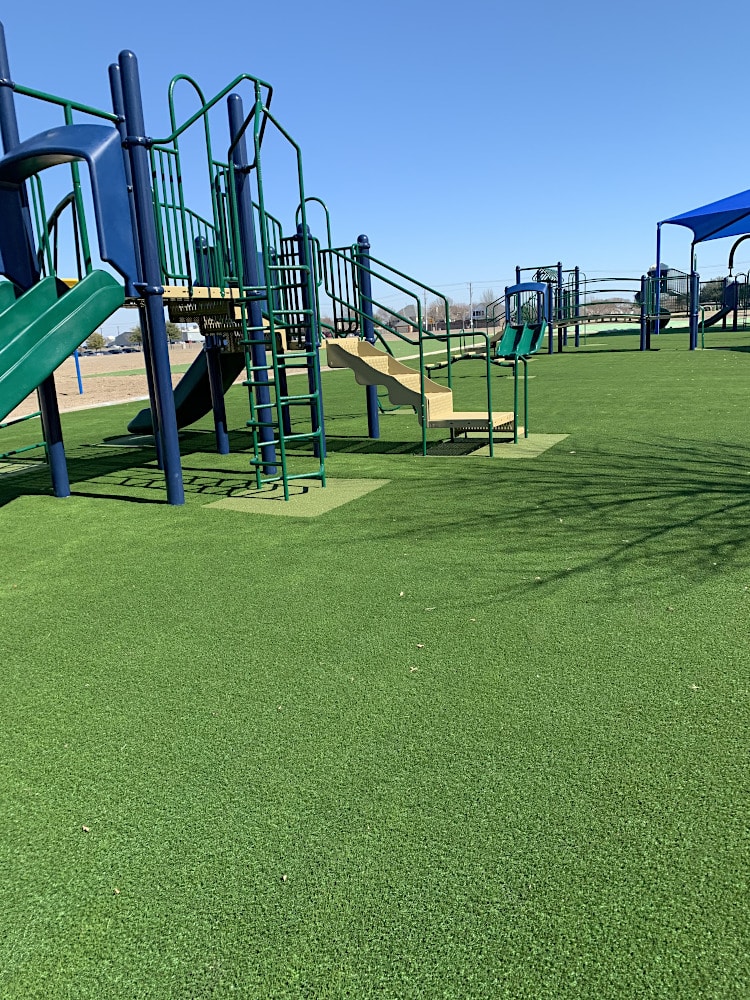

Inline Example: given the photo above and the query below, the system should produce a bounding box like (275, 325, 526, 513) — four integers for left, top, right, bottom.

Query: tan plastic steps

(325, 338, 515, 433)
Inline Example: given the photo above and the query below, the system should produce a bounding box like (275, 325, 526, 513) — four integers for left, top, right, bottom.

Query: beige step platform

(326, 338, 515, 433)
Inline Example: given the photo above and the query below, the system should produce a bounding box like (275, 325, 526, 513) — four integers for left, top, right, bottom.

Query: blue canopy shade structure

(652, 187, 750, 350)
(661, 188, 750, 244)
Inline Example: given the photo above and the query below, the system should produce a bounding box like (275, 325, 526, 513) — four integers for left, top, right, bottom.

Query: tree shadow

(323, 435, 422, 456)
(0, 433, 265, 508)
(362, 434, 750, 597)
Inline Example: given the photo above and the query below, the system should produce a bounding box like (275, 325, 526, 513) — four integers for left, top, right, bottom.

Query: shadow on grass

(361, 434, 750, 594)
(0, 431, 264, 508)
(324, 435, 421, 456)
(3, 433, 750, 600)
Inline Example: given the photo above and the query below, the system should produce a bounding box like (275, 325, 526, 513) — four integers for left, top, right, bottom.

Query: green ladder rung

(245, 419, 279, 430)
(256, 470, 324, 485)
(279, 392, 319, 404)
(279, 430, 323, 443)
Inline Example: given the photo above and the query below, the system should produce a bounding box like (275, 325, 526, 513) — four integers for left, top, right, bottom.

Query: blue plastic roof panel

(661, 189, 750, 243)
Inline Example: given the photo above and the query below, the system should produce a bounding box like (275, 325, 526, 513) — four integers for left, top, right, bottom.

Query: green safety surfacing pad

(426, 433, 568, 458)
(0, 461, 42, 477)
(205, 477, 390, 517)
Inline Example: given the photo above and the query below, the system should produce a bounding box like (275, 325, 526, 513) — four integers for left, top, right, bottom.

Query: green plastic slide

(0, 271, 125, 423)
(127, 350, 245, 434)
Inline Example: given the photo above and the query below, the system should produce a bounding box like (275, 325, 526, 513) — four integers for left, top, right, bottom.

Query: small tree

(450, 302, 469, 328)
(166, 322, 184, 343)
(128, 325, 143, 345)
(699, 279, 724, 306)
(374, 308, 394, 327)
(85, 331, 106, 351)
(427, 297, 450, 328)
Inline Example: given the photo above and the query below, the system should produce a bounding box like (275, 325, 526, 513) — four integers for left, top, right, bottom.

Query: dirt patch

(5, 344, 229, 422)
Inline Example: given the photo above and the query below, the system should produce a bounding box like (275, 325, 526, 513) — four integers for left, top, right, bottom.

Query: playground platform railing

(320, 245, 504, 455)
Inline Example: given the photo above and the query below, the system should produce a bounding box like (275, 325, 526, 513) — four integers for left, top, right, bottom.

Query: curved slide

(127, 350, 245, 434)
(0, 271, 125, 423)
(702, 281, 740, 329)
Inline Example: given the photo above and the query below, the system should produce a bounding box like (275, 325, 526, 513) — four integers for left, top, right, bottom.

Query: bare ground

(5, 344, 217, 423)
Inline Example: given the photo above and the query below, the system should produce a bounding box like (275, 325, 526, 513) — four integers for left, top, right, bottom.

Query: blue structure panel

(0, 124, 138, 290)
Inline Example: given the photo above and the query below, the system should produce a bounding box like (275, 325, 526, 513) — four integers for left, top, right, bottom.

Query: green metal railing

(214, 88, 325, 496)
(320, 245, 501, 455)
(143, 71, 326, 497)
(0, 410, 47, 462)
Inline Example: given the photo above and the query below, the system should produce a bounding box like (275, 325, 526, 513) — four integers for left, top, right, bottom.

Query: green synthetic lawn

(1, 325, 748, 998)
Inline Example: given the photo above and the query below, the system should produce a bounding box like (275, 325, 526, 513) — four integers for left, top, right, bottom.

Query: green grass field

(0, 325, 748, 999)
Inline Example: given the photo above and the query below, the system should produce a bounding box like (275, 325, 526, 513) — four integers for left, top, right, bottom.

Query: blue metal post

(557, 262, 567, 348)
(298, 222, 325, 456)
(574, 266, 580, 347)
(689, 266, 699, 351)
(73, 349, 83, 394)
(204, 334, 230, 454)
(639, 275, 647, 351)
(192, 236, 230, 454)
(651, 224, 662, 352)
(119, 49, 184, 505)
(227, 93, 276, 472)
(109, 62, 163, 467)
(356, 234, 379, 438)
(515, 265, 521, 284)
(0, 23, 70, 497)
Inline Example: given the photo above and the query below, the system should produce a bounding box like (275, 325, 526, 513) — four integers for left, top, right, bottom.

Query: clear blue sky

(1, 0, 747, 313)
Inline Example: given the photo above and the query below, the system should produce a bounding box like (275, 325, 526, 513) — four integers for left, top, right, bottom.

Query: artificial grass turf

(0, 330, 749, 998)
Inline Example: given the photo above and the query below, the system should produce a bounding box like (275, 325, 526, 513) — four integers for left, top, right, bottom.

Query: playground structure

(0, 25, 328, 504)
(0, 23, 538, 503)
(655, 189, 750, 349)
(316, 234, 539, 453)
(415, 281, 549, 442)
(484, 263, 657, 352)
(480, 257, 750, 353)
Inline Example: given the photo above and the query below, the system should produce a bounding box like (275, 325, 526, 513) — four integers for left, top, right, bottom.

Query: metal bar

(689, 264, 699, 351)
(652, 225, 661, 352)
(356, 234, 379, 439)
(298, 223, 325, 456)
(119, 48, 184, 505)
(162, 72, 273, 146)
(12, 82, 117, 121)
(227, 92, 277, 473)
(204, 335, 230, 454)
(109, 62, 163, 467)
